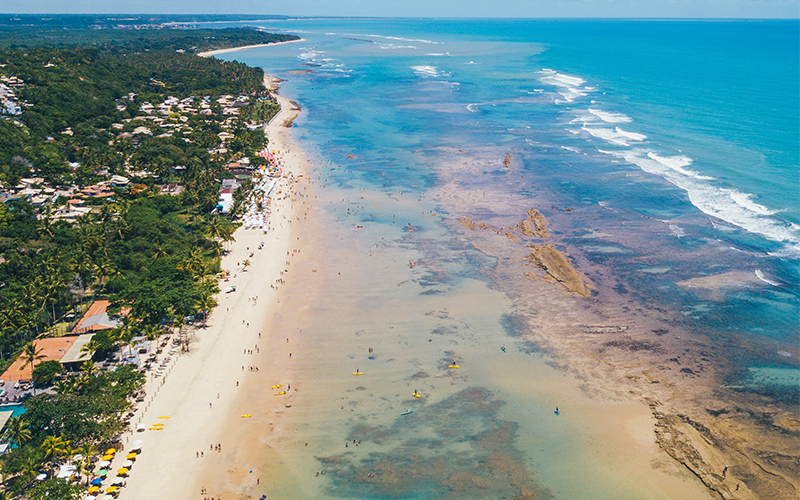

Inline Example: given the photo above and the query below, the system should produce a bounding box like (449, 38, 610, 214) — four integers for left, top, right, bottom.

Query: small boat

(401, 409, 414, 416)
(447, 364, 460, 369)
(274, 391, 287, 396)
(353, 370, 363, 376)
(412, 392, 421, 398)
(271, 384, 283, 389)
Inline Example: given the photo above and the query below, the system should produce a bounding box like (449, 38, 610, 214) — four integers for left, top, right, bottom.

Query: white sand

(117, 78, 307, 500)
(197, 39, 305, 58)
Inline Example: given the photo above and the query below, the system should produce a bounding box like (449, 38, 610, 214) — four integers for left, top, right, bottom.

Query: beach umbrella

(125, 452, 137, 459)
(132, 439, 143, 446)
(97, 460, 111, 467)
(96, 469, 108, 477)
(105, 486, 118, 493)
(130, 445, 141, 452)
(101, 455, 113, 461)
(88, 486, 100, 493)
(105, 448, 116, 455)
(84, 496, 96, 500)
(90, 477, 103, 485)
(122, 460, 133, 468)
(111, 480, 124, 486)
(117, 468, 128, 476)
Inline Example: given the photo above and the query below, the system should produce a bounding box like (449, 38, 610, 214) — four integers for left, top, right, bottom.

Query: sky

(1, 0, 798, 19)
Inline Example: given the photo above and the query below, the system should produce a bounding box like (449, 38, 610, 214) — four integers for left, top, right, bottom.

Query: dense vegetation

(0, 21, 287, 495)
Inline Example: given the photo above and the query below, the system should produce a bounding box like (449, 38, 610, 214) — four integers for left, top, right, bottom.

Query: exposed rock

(516, 209, 549, 238)
(524, 244, 591, 296)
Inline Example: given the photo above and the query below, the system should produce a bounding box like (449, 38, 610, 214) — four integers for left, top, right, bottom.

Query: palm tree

(195, 294, 216, 327)
(113, 322, 137, 361)
(40, 434, 70, 464)
(79, 338, 102, 360)
(152, 243, 168, 260)
(92, 258, 117, 290)
(81, 359, 99, 377)
(16, 454, 39, 481)
(241, 259, 251, 271)
(53, 378, 77, 395)
(19, 341, 46, 395)
(143, 323, 162, 353)
(2, 416, 31, 448)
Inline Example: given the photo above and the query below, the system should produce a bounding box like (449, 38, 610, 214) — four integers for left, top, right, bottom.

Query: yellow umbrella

(106, 486, 118, 493)
(102, 455, 113, 461)
(105, 448, 116, 454)
(88, 486, 100, 493)
(125, 452, 137, 459)
(117, 468, 129, 475)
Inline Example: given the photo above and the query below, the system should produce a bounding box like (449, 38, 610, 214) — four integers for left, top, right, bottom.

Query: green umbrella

(96, 469, 108, 477)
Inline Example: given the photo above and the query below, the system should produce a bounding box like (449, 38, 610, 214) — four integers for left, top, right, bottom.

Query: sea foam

(588, 108, 632, 123)
(599, 149, 800, 253)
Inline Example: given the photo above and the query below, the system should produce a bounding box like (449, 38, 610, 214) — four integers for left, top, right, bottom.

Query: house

(110, 175, 129, 188)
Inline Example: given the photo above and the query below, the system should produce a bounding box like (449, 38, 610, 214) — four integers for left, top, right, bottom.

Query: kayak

(401, 409, 414, 416)
(412, 393, 421, 398)
(274, 391, 287, 396)
(353, 371, 363, 376)
(448, 364, 459, 369)
(271, 384, 283, 389)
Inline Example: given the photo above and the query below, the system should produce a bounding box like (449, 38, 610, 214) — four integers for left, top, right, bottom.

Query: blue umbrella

(90, 477, 103, 485)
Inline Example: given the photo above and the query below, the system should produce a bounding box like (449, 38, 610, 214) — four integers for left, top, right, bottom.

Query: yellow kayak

(241, 414, 252, 418)
(448, 364, 460, 369)
(158, 416, 170, 419)
(274, 391, 287, 396)
(412, 393, 421, 398)
(353, 371, 363, 376)
(271, 384, 283, 389)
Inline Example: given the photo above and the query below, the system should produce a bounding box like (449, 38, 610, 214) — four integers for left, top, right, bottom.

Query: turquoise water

(206, 19, 799, 497)
(218, 17, 798, 352)
(0, 403, 25, 417)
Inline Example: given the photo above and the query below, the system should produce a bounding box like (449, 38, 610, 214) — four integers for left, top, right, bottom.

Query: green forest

(0, 21, 292, 496)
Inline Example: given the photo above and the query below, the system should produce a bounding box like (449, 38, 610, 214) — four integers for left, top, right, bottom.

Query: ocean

(205, 19, 799, 499)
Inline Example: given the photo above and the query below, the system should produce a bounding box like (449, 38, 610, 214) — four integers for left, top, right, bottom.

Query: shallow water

(206, 18, 799, 499)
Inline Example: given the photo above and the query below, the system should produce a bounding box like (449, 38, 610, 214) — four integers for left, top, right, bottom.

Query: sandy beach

(197, 39, 305, 58)
(117, 76, 309, 499)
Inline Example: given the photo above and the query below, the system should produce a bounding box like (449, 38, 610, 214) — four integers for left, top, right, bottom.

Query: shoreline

(118, 74, 307, 499)
(197, 39, 305, 58)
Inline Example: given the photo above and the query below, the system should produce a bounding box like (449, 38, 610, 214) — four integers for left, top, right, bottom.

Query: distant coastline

(198, 38, 305, 57)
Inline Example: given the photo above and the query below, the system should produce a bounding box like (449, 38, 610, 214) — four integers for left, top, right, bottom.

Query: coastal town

(0, 21, 301, 499)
